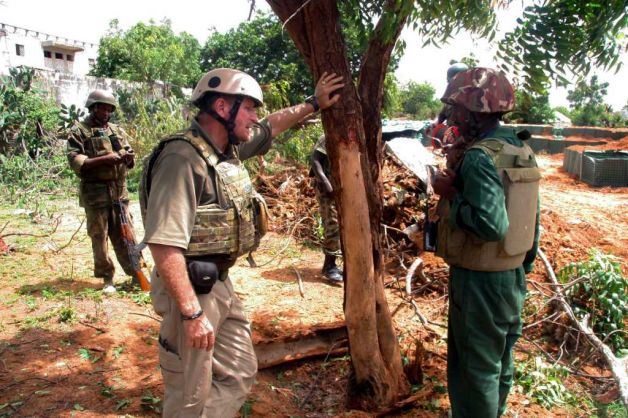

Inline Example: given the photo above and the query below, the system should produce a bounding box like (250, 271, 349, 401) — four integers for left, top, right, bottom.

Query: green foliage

(0, 68, 62, 157)
(57, 306, 76, 323)
(0, 150, 75, 208)
(515, 356, 574, 409)
(201, 11, 399, 107)
(505, 90, 555, 124)
(398, 81, 441, 119)
(59, 104, 85, 131)
(382, 72, 401, 118)
(201, 12, 310, 105)
(449, 54, 479, 68)
(141, 391, 162, 414)
(262, 123, 323, 170)
(497, 1, 627, 92)
(567, 75, 627, 127)
(558, 250, 628, 353)
(90, 19, 202, 88)
(114, 87, 189, 191)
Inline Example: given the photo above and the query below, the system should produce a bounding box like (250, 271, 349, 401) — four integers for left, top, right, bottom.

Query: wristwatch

(305, 95, 320, 112)
(181, 309, 203, 321)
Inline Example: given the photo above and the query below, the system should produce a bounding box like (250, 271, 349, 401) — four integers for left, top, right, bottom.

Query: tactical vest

(73, 121, 129, 206)
(75, 122, 129, 183)
(140, 130, 268, 259)
(435, 138, 540, 271)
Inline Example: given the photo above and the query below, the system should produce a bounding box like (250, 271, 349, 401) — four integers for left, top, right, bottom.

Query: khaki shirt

(143, 118, 272, 266)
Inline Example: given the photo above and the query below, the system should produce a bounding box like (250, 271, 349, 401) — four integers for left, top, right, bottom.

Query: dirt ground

(0, 138, 627, 417)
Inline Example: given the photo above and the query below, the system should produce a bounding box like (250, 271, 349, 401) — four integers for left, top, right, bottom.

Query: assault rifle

(109, 132, 150, 291)
(112, 200, 151, 291)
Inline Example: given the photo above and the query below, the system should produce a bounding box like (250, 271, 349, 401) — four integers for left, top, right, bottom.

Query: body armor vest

(140, 130, 268, 259)
(75, 122, 128, 183)
(436, 138, 540, 271)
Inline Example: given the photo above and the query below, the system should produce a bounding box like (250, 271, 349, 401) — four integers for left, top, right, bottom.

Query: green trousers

(447, 266, 526, 417)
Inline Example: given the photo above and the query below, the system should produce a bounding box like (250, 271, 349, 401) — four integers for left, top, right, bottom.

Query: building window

(44, 50, 52, 58)
(88, 58, 95, 67)
(66, 54, 74, 61)
(15, 44, 25, 56)
(55, 52, 63, 59)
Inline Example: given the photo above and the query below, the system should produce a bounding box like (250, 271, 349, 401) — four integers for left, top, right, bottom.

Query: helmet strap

(206, 96, 244, 145)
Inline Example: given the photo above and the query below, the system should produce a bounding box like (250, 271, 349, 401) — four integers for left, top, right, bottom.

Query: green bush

(260, 122, 323, 171)
(1, 68, 62, 157)
(515, 356, 574, 409)
(558, 250, 628, 353)
(115, 87, 189, 192)
(0, 150, 75, 208)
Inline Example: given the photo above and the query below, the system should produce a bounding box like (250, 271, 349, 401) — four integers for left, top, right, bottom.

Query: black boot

(322, 254, 343, 284)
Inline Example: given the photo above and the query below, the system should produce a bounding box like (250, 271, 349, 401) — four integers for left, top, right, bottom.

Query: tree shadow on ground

(260, 266, 330, 285)
(0, 322, 162, 417)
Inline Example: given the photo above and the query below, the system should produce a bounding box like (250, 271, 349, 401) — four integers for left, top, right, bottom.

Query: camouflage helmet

(191, 68, 263, 108)
(441, 67, 515, 114)
(85, 90, 118, 110)
(446, 62, 469, 83)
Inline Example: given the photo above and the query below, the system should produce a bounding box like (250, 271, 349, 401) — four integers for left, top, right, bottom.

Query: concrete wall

(506, 124, 628, 141)
(34, 69, 141, 111)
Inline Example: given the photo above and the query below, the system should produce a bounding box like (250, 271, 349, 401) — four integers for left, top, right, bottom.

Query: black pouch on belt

(187, 260, 219, 294)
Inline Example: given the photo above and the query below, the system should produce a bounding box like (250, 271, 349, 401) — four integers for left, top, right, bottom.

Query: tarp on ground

(385, 136, 436, 186)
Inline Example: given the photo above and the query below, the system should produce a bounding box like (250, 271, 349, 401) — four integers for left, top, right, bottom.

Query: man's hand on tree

(315, 72, 344, 110)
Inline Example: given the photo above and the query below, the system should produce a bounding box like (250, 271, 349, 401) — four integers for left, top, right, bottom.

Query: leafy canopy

(398, 81, 441, 119)
(497, 0, 627, 92)
(566, 75, 626, 127)
(201, 11, 400, 110)
(90, 19, 202, 88)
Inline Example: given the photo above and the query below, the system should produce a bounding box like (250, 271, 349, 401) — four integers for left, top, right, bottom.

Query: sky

(2, 0, 626, 110)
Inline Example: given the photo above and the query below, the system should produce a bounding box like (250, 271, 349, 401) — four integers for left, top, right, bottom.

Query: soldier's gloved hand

(432, 168, 457, 201)
(315, 72, 345, 110)
(183, 313, 215, 352)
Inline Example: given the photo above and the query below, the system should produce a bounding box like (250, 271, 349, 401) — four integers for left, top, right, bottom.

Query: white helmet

(191, 68, 263, 107)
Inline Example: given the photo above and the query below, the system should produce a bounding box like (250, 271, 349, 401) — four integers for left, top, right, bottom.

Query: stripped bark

(266, 0, 412, 409)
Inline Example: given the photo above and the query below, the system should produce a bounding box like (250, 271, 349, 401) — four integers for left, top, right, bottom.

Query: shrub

(558, 250, 628, 353)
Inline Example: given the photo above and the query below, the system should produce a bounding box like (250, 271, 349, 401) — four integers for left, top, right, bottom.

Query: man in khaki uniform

(140, 68, 343, 417)
(310, 135, 343, 283)
(66, 90, 137, 294)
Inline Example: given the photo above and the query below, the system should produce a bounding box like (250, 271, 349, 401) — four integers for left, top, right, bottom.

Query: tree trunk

(267, 0, 409, 410)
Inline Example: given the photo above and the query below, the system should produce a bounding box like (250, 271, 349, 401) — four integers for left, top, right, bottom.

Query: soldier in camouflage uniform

(66, 90, 137, 294)
(140, 68, 343, 417)
(431, 68, 540, 417)
(310, 135, 343, 283)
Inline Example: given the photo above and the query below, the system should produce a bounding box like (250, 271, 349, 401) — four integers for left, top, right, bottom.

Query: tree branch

(538, 249, 628, 409)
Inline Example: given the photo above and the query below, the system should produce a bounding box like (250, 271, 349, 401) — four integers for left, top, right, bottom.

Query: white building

(0, 22, 98, 76)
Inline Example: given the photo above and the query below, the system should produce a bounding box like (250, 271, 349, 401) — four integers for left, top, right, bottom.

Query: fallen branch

(538, 249, 628, 410)
(254, 216, 312, 268)
(405, 257, 423, 297)
(292, 265, 305, 298)
(53, 217, 86, 253)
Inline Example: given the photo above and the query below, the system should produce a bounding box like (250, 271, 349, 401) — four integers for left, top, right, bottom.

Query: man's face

(91, 103, 115, 126)
(446, 104, 472, 137)
(231, 97, 259, 143)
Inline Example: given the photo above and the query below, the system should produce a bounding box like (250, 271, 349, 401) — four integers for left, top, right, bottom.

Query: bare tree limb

(292, 265, 305, 298)
(538, 249, 628, 410)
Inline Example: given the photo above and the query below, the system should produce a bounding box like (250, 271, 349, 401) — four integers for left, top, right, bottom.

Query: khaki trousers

(152, 273, 257, 418)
